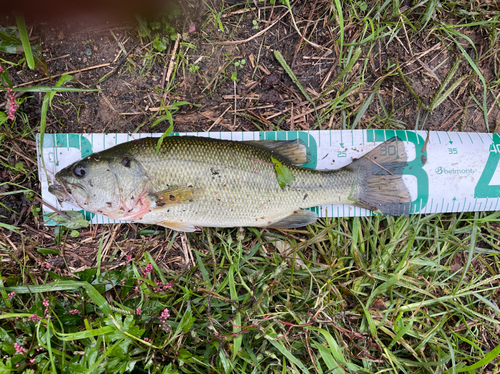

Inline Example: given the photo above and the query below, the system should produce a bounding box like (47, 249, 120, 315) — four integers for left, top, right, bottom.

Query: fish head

(49, 152, 150, 219)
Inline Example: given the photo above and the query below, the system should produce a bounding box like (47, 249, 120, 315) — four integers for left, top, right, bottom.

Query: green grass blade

(429, 75, 468, 112)
(274, 50, 314, 105)
(445, 29, 489, 131)
(46, 321, 57, 373)
(265, 333, 311, 374)
(317, 47, 361, 102)
(56, 326, 115, 341)
(454, 343, 500, 372)
(84, 339, 126, 374)
(397, 64, 428, 110)
(366, 273, 399, 307)
(96, 233, 105, 278)
(388, 316, 414, 350)
(429, 56, 461, 110)
(307, 326, 363, 371)
(3, 281, 112, 315)
(455, 212, 478, 291)
(351, 80, 380, 129)
(15, 14, 34, 69)
(333, 0, 344, 62)
(10, 86, 99, 92)
(312, 342, 344, 373)
(228, 264, 242, 362)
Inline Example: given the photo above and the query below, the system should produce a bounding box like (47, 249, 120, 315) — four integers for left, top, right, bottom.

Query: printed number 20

(474, 134, 500, 198)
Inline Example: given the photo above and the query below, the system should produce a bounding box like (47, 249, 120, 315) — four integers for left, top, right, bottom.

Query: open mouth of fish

(48, 184, 69, 202)
(48, 182, 74, 203)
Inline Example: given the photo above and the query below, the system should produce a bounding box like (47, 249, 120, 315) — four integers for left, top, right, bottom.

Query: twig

(165, 38, 179, 87)
(34, 196, 71, 219)
(291, 0, 318, 68)
(207, 106, 232, 132)
(2, 143, 37, 166)
(366, 156, 394, 175)
(163, 34, 181, 102)
(181, 233, 195, 268)
(13, 63, 111, 88)
(421, 131, 430, 153)
(92, 44, 138, 86)
(233, 80, 237, 129)
(211, 12, 287, 46)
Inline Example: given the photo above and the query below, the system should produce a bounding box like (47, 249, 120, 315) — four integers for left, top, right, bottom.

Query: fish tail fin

(347, 137, 411, 216)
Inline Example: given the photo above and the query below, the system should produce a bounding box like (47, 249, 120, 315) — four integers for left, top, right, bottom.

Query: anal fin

(268, 210, 318, 228)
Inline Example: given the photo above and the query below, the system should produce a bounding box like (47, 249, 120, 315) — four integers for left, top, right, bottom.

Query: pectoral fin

(149, 186, 201, 208)
(268, 210, 318, 228)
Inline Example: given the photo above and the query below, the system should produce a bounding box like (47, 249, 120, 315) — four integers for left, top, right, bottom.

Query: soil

(0, 0, 499, 270)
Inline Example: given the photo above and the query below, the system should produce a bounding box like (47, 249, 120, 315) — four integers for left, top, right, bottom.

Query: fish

(48, 136, 411, 232)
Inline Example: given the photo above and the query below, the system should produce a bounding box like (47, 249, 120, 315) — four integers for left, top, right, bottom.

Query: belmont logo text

(435, 166, 475, 175)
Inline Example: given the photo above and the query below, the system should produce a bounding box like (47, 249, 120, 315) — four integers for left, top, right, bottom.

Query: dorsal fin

(244, 140, 309, 166)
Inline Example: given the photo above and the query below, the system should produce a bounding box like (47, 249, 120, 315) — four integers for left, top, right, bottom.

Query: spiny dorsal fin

(268, 210, 318, 228)
(244, 140, 309, 166)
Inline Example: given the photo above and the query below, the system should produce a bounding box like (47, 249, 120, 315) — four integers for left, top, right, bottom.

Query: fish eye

(73, 164, 87, 178)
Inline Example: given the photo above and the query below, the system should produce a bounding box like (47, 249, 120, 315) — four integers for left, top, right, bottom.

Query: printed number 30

(474, 134, 500, 198)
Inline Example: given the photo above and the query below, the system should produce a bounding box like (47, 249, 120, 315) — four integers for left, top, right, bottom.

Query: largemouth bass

(48, 136, 411, 231)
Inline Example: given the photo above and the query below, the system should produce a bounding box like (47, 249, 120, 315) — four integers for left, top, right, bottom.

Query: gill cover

(51, 152, 150, 218)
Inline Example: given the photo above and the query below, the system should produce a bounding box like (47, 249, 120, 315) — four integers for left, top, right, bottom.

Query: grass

(0, 0, 500, 373)
(2, 214, 500, 373)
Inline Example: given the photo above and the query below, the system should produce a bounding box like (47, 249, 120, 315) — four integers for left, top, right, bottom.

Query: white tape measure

(37, 130, 500, 224)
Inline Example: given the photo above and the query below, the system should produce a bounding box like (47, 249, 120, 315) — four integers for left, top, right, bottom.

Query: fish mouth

(48, 176, 85, 205)
(48, 183, 71, 202)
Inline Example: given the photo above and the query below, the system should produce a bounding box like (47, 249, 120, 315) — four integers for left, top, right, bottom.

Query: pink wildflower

(0, 66, 17, 121)
(144, 263, 153, 276)
(30, 358, 36, 364)
(28, 314, 41, 322)
(136, 308, 142, 315)
(68, 309, 79, 315)
(125, 254, 132, 264)
(14, 343, 25, 355)
(159, 308, 170, 323)
(42, 299, 50, 317)
(7, 292, 15, 300)
(6, 88, 16, 120)
(144, 337, 151, 343)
